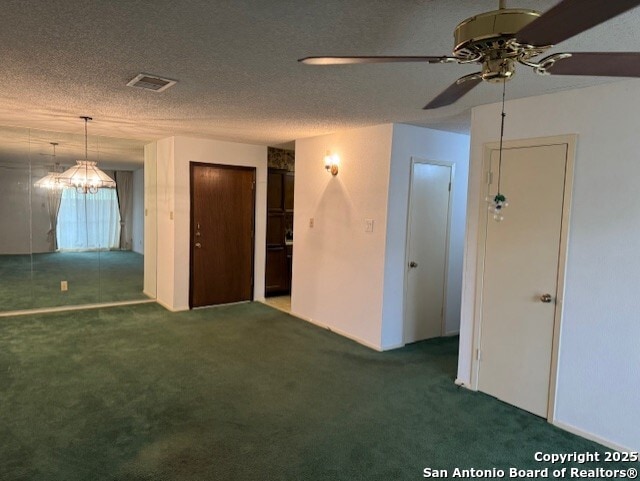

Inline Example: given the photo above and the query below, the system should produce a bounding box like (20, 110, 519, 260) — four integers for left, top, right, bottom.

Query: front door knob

(409, 261, 418, 268)
(540, 294, 553, 303)
(195, 242, 202, 249)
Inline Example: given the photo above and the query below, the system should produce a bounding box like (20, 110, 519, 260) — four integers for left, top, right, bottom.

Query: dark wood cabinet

(265, 169, 294, 296)
(284, 174, 295, 211)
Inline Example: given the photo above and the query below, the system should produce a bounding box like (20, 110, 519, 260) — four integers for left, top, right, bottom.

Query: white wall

(154, 136, 267, 311)
(292, 124, 394, 349)
(458, 79, 640, 451)
(381, 124, 470, 348)
(132, 168, 144, 254)
(154, 138, 173, 304)
(292, 123, 469, 351)
(143, 143, 158, 298)
(0, 165, 32, 254)
(0, 164, 51, 254)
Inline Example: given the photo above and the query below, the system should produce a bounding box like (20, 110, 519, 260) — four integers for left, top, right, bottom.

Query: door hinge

(476, 348, 482, 361)
(448, 182, 452, 192)
(487, 171, 493, 185)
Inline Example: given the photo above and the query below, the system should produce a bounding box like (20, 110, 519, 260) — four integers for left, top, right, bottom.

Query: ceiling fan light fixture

(453, 8, 544, 61)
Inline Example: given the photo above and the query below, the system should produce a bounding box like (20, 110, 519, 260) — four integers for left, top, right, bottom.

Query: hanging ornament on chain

(487, 77, 509, 222)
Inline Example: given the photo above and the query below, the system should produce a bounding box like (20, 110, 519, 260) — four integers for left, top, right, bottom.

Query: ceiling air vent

(126, 73, 177, 92)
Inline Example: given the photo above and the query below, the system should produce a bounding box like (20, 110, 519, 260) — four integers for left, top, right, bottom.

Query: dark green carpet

(0, 251, 146, 312)
(0, 302, 635, 480)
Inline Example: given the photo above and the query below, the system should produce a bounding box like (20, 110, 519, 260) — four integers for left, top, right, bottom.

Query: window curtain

(56, 188, 121, 250)
(46, 188, 63, 251)
(115, 171, 133, 250)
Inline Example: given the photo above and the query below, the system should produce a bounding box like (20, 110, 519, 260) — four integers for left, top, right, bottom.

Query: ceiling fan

(299, 0, 640, 109)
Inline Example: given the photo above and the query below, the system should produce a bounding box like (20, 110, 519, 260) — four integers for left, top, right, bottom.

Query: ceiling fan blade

(516, 0, 640, 47)
(423, 74, 483, 110)
(544, 52, 640, 77)
(299, 56, 455, 65)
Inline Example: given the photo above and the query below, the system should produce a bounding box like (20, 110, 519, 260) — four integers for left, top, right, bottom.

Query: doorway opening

(264, 147, 295, 312)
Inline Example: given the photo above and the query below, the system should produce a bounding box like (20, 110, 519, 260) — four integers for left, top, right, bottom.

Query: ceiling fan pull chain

(498, 78, 506, 194)
(488, 79, 509, 222)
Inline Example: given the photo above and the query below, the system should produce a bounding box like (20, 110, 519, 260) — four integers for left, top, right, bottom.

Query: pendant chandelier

(58, 116, 116, 194)
(34, 142, 65, 190)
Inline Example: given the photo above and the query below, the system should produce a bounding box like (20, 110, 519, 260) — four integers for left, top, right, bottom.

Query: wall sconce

(324, 151, 339, 176)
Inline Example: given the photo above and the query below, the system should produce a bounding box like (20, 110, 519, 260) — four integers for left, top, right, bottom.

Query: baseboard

(445, 329, 460, 337)
(155, 298, 185, 312)
(142, 289, 156, 299)
(552, 420, 637, 452)
(157, 299, 256, 313)
(155, 298, 172, 311)
(192, 300, 249, 310)
(0, 298, 156, 318)
(289, 311, 384, 352)
(454, 378, 475, 390)
(380, 342, 405, 351)
(259, 300, 291, 315)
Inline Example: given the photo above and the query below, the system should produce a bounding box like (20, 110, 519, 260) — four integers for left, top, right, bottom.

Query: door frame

(189, 162, 257, 308)
(470, 135, 576, 422)
(403, 157, 455, 344)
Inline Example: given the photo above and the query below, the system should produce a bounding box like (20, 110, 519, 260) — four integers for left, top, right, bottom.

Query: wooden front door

(190, 163, 255, 308)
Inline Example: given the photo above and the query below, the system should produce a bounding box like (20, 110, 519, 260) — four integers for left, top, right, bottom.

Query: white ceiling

(1, 0, 640, 146)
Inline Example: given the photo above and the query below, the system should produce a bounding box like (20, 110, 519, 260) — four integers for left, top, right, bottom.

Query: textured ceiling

(0, 125, 144, 170)
(1, 0, 640, 147)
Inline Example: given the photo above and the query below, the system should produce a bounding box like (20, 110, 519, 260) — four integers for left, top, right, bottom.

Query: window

(56, 188, 121, 250)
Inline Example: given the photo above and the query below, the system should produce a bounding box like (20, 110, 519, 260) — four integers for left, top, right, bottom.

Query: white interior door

(478, 144, 568, 417)
(404, 161, 452, 343)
